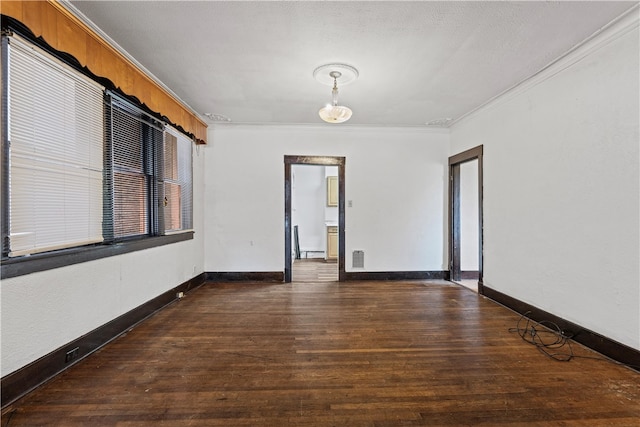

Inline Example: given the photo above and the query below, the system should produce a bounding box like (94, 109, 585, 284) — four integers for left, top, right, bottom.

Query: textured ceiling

(69, 1, 636, 127)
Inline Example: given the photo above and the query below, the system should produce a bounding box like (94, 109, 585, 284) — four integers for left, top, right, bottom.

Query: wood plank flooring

(292, 258, 338, 282)
(2, 278, 639, 426)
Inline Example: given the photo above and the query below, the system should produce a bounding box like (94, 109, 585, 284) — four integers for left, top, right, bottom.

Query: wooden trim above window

(2, 0, 207, 144)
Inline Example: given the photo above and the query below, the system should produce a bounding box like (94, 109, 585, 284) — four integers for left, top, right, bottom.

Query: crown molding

(57, 0, 201, 121)
(208, 122, 451, 135)
(452, 4, 639, 128)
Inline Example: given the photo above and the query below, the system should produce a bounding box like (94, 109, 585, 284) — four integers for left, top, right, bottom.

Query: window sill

(1, 232, 194, 280)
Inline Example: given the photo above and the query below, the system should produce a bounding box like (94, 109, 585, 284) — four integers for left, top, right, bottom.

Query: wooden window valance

(1, 0, 207, 144)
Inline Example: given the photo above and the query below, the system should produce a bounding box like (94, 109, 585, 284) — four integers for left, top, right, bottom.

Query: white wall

(1, 145, 206, 377)
(204, 125, 449, 272)
(292, 165, 326, 253)
(450, 16, 639, 349)
(460, 160, 479, 271)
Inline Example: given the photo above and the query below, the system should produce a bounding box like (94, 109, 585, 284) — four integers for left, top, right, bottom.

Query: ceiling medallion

(426, 118, 453, 127)
(203, 113, 231, 122)
(313, 63, 359, 86)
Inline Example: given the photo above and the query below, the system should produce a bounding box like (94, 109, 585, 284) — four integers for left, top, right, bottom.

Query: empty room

(1, 1, 639, 425)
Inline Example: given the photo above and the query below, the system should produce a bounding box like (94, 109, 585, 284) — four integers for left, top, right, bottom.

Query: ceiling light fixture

(318, 71, 352, 123)
(314, 63, 358, 124)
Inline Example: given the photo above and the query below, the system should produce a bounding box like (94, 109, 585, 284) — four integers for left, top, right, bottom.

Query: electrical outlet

(176, 291, 184, 299)
(65, 347, 79, 363)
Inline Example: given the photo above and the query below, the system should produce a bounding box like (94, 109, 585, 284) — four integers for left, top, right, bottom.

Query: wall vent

(352, 250, 364, 268)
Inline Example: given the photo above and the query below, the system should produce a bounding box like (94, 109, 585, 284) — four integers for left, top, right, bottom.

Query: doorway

(291, 164, 338, 281)
(449, 146, 483, 293)
(284, 155, 345, 283)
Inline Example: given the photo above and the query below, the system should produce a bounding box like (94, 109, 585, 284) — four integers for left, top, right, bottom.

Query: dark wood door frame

(448, 145, 484, 293)
(284, 155, 346, 282)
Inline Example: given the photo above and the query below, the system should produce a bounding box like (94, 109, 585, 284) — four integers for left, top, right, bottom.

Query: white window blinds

(6, 36, 105, 256)
(163, 126, 193, 234)
(105, 94, 170, 240)
(107, 97, 152, 239)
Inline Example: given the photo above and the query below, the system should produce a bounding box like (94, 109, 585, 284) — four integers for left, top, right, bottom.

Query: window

(104, 93, 193, 239)
(105, 94, 160, 240)
(2, 35, 104, 257)
(163, 127, 193, 234)
(2, 34, 194, 277)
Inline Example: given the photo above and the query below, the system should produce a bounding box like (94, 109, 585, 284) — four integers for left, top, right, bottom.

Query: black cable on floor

(508, 311, 639, 369)
(2, 409, 16, 427)
(509, 311, 576, 361)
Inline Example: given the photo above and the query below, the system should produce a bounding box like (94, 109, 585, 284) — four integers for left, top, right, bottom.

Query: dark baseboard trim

(206, 272, 284, 282)
(344, 271, 449, 281)
(1, 273, 207, 409)
(460, 270, 480, 280)
(206, 271, 449, 282)
(483, 285, 640, 371)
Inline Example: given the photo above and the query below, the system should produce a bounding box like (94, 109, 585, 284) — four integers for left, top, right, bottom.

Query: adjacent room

(1, 1, 639, 425)
(290, 164, 340, 282)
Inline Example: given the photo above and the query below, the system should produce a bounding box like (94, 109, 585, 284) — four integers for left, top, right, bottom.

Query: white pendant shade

(319, 105, 352, 123)
(315, 67, 356, 124)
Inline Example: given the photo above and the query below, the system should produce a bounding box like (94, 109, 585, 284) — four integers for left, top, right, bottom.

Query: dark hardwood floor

(2, 276, 639, 426)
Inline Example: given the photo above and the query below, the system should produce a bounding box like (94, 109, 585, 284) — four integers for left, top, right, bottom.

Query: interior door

(448, 146, 483, 292)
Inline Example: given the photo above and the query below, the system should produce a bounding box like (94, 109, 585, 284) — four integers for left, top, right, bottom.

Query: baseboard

(460, 270, 479, 280)
(344, 271, 449, 281)
(0, 273, 206, 409)
(206, 271, 284, 282)
(206, 271, 448, 282)
(483, 285, 640, 371)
